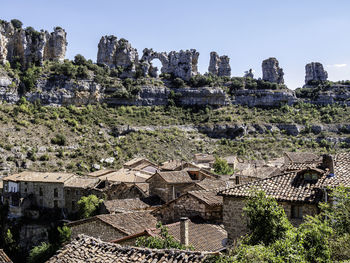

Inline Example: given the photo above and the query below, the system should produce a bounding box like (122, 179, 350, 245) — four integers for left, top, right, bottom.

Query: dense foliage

(77, 194, 103, 219)
(213, 157, 233, 175)
(213, 188, 350, 263)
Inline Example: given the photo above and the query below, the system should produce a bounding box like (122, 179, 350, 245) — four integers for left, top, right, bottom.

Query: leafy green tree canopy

(77, 194, 103, 219)
(213, 157, 233, 175)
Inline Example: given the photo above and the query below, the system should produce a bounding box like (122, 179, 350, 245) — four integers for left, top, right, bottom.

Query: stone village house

(146, 170, 214, 203)
(67, 211, 158, 242)
(219, 153, 350, 241)
(152, 189, 223, 224)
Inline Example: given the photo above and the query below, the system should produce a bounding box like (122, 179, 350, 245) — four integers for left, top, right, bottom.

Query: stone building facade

(222, 197, 318, 241)
(153, 190, 222, 224)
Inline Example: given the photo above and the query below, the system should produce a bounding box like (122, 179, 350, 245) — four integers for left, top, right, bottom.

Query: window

(54, 200, 58, 208)
(235, 176, 240, 185)
(75, 190, 80, 196)
(66, 189, 70, 195)
(291, 205, 303, 219)
(39, 187, 43, 196)
(54, 188, 58, 198)
(24, 188, 27, 193)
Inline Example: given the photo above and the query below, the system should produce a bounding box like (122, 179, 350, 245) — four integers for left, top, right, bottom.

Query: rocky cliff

(0, 19, 67, 68)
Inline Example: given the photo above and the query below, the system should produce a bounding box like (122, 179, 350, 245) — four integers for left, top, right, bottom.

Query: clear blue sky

(2, 0, 350, 89)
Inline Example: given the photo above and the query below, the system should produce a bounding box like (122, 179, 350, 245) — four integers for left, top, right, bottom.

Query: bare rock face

(208, 52, 231, 77)
(0, 20, 67, 68)
(97, 36, 139, 77)
(141, 48, 199, 81)
(262, 57, 284, 84)
(305, 62, 328, 84)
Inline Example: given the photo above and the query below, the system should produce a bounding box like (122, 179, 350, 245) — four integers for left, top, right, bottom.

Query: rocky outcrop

(141, 48, 199, 81)
(25, 78, 104, 106)
(305, 62, 328, 84)
(262, 58, 284, 84)
(208, 52, 231, 77)
(0, 20, 67, 68)
(105, 85, 228, 107)
(231, 89, 297, 107)
(97, 36, 139, 77)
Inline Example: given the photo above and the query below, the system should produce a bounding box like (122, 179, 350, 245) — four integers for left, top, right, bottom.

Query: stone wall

(153, 194, 222, 224)
(69, 219, 126, 242)
(222, 196, 319, 241)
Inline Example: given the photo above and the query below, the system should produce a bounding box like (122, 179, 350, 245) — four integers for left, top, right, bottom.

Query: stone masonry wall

(223, 197, 319, 241)
(154, 194, 222, 224)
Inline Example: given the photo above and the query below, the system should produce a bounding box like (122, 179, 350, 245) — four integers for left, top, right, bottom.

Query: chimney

(180, 217, 189, 246)
(322, 154, 335, 174)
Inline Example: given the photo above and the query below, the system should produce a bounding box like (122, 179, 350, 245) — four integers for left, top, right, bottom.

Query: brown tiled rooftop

(87, 169, 115, 177)
(103, 199, 150, 213)
(0, 249, 12, 263)
(189, 190, 223, 206)
(284, 152, 321, 164)
(114, 220, 227, 252)
(195, 178, 228, 190)
(3, 171, 74, 183)
(219, 169, 330, 203)
(68, 211, 157, 236)
(150, 171, 194, 184)
(47, 235, 212, 262)
(64, 176, 99, 188)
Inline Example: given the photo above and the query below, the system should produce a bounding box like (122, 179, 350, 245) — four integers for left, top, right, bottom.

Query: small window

(54, 200, 58, 208)
(291, 205, 303, 219)
(66, 189, 70, 195)
(39, 187, 43, 196)
(24, 188, 27, 193)
(235, 176, 240, 185)
(54, 188, 58, 198)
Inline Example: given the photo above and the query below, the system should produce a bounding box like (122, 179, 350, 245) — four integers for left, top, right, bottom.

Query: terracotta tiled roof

(103, 199, 150, 213)
(103, 168, 152, 183)
(194, 154, 215, 163)
(219, 170, 328, 203)
(151, 171, 193, 184)
(235, 166, 280, 179)
(47, 235, 212, 262)
(284, 152, 321, 164)
(3, 171, 74, 183)
(189, 190, 223, 206)
(114, 221, 227, 252)
(195, 178, 228, 191)
(0, 249, 12, 263)
(160, 160, 185, 171)
(64, 176, 99, 188)
(322, 152, 350, 187)
(68, 212, 158, 236)
(87, 169, 115, 177)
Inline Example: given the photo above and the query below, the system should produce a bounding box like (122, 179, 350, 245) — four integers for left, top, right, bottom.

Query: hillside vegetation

(0, 99, 349, 176)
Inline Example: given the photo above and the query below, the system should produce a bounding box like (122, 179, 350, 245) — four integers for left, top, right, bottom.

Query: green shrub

(77, 195, 103, 219)
(11, 19, 23, 29)
(51, 134, 66, 146)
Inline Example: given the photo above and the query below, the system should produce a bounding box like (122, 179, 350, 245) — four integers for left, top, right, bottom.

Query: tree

(320, 186, 350, 235)
(243, 191, 293, 246)
(11, 19, 23, 29)
(73, 54, 87, 66)
(57, 226, 71, 244)
(27, 242, 54, 263)
(77, 195, 103, 219)
(213, 157, 233, 175)
(135, 222, 193, 250)
(296, 215, 332, 263)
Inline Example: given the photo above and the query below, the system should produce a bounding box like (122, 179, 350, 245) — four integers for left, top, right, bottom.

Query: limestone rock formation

(0, 20, 67, 68)
(262, 57, 284, 84)
(141, 48, 199, 81)
(97, 36, 139, 77)
(208, 52, 231, 77)
(305, 62, 328, 84)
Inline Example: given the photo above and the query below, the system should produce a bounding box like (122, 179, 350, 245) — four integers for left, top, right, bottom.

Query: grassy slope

(1, 101, 349, 176)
